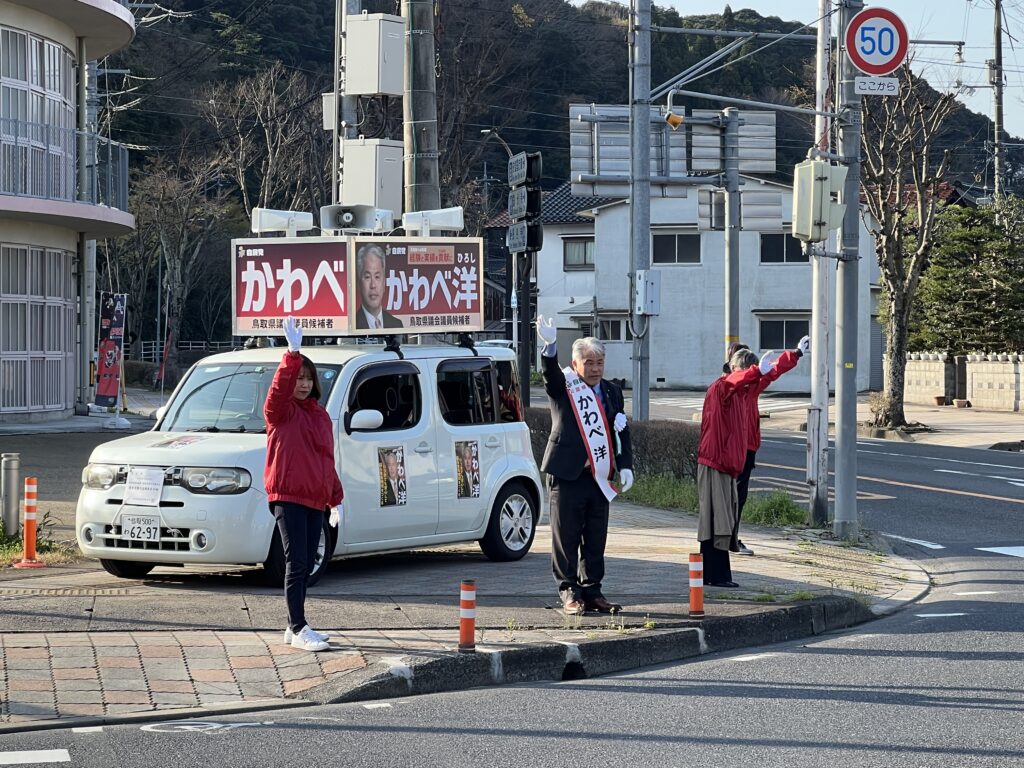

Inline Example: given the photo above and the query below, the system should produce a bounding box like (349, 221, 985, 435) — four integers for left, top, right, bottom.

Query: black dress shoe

(708, 580, 739, 588)
(584, 596, 622, 614)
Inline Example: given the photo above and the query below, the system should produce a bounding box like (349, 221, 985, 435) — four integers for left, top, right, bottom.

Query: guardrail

(0, 118, 129, 211)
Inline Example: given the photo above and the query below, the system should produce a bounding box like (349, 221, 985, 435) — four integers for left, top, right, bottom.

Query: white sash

(562, 365, 618, 501)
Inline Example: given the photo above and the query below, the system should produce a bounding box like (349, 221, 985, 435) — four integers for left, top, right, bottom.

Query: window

(495, 360, 523, 422)
(563, 237, 594, 270)
(437, 359, 498, 426)
(652, 233, 700, 264)
(759, 318, 810, 350)
(760, 233, 808, 263)
(598, 318, 633, 342)
(348, 363, 422, 431)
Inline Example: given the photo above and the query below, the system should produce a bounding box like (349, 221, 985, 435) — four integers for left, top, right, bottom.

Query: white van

(76, 344, 543, 585)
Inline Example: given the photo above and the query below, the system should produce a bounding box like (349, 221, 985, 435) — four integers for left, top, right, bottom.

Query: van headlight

(180, 467, 251, 494)
(82, 463, 118, 490)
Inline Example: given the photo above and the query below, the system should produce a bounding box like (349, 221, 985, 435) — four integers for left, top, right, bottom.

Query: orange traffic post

(688, 553, 704, 619)
(458, 579, 476, 653)
(14, 476, 45, 569)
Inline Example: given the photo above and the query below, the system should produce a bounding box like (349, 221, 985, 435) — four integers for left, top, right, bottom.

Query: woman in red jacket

(264, 317, 344, 652)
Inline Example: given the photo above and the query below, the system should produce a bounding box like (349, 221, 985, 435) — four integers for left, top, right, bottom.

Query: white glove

(619, 469, 634, 493)
(329, 504, 343, 528)
(797, 335, 811, 357)
(614, 412, 627, 433)
(758, 350, 777, 375)
(536, 315, 557, 345)
(283, 316, 302, 353)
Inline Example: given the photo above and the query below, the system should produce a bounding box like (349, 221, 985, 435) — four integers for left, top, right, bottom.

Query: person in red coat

(697, 348, 767, 587)
(264, 317, 344, 652)
(728, 336, 809, 556)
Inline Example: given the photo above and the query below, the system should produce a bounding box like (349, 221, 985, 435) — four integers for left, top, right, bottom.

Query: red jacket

(263, 352, 344, 512)
(698, 365, 763, 478)
(745, 350, 801, 451)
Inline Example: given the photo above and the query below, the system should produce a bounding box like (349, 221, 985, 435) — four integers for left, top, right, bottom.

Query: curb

(300, 595, 873, 706)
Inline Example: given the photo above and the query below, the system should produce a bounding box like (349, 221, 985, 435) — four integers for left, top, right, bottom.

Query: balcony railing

(0, 118, 129, 212)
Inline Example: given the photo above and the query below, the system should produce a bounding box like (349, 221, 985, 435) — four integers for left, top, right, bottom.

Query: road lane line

(955, 591, 1004, 595)
(0, 751, 70, 765)
(976, 546, 1024, 558)
(916, 613, 967, 618)
(762, 439, 1024, 472)
(758, 462, 1024, 505)
(881, 534, 945, 549)
(72, 726, 103, 733)
(730, 653, 779, 662)
(935, 469, 1024, 483)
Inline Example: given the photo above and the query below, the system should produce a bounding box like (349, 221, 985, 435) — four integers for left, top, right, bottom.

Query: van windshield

(160, 362, 343, 433)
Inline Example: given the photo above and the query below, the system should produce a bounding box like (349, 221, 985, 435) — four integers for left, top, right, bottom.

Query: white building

(0, 0, 134, 421)
(531, 180, 879, 394)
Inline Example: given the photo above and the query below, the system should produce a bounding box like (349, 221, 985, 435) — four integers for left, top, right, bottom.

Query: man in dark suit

(356, 244, 404, 330)
(536, 316, 634, 615)
(381, 450, 402, 506)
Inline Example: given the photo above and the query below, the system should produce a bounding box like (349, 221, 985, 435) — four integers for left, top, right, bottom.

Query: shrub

(742, 490, 806, 527)
(524, 407, 699, 481)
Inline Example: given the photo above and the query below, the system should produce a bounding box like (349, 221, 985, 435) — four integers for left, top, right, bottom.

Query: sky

(580, 1, 1023, 139)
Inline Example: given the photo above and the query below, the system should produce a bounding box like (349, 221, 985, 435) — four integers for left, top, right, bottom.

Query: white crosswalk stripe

(0, 751, 70, 765)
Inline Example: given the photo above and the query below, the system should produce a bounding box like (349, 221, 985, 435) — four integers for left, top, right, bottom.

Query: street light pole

(481, 128, 519, 357)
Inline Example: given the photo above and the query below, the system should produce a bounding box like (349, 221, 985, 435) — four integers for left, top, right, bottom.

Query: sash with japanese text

(562, 365, 617, 501)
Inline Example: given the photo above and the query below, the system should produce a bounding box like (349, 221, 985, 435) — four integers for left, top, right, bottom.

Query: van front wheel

(262, 513, 332, 587)
(479, 481, 537, 561)
(99, 559, 155, 579)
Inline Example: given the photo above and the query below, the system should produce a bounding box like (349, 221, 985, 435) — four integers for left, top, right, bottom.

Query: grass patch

(789, 591, 815, 601)
(742, 490, 806, 527)
(753, 593, 777, 603)
(0, 513, 82, 568)
(619, 474, 698, 512)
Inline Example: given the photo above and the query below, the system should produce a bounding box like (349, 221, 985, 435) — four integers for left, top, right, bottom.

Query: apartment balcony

(7, 0, 135, 59)
(0, 118, 134, 237)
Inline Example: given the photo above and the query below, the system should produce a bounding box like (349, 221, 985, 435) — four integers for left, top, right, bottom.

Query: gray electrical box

(340, 137, 403, 218)
(343, 13, 404, 97)
(635, 269, 661, 316)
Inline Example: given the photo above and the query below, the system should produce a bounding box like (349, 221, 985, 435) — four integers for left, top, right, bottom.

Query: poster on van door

(231, 237, 349, 335)
(455, 440, 480, 499)
(350, 238, 483, 335)
(95, 292, 127, 408)
(377, 446, 407, 507)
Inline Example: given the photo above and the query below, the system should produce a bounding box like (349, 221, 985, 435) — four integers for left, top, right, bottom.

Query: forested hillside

(102, 0, 1016, 346)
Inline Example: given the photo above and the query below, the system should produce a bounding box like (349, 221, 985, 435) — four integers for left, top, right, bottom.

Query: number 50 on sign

(845, 7, 908, 77)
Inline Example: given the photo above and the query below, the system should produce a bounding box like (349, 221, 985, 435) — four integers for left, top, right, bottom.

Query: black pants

(731, 449, 757, 550)
(272, 502, 323, 633)
(549, 474, 609, 602)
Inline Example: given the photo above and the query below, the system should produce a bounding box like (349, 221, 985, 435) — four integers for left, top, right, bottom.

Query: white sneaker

(290, 625, 330, 652)
(284, 625, 329, 645)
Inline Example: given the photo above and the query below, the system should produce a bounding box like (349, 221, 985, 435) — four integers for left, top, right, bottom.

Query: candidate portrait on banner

(356, 243, 404, 330)
(455, 440, 480, 499)
(378, 447, 407, 507)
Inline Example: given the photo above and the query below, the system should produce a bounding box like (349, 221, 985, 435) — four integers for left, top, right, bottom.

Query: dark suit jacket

(382, 478, 398, 506)
(357, 307, 403, 330)
(540, 353, 634, 481)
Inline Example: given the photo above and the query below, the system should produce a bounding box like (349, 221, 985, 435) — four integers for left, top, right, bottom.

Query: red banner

(232, 238, 349, 335)
(95, 292, 127, 408)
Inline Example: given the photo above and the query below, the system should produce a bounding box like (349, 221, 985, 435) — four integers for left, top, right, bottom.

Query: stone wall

(903, 353, 955, 405)
(965, 354, 1021, 412)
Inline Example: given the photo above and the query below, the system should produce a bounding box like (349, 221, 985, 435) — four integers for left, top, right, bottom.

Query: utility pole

(76, 42, 97, 414)
(722, 107, 740, 355)
(833, 0, 863, 540)
(993, 0, 1005, 200)
(807, 0, 832, 526)
(629, 0, 652, 421)
(402, 0, 440, 213)
(331, 0, 362, 205)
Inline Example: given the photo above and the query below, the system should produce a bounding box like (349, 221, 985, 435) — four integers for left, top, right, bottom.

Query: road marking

(881, 534, 945, 549)
(72, 726, 103, 733)
(976, 546, 1024, 558)
(730, 653, 778, 662)
(363, 703, 392, 709)
(858, 450, 1024, 472)
(955, 591, 1004, 596)
(759, 462, 1024, 505)
(0, 751, 70, 765)
(935, 469, 1024, 484)
(915, 613, 967, 618)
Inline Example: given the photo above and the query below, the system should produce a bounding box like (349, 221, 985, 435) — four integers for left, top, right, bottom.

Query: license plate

(120, 514, 161, 541)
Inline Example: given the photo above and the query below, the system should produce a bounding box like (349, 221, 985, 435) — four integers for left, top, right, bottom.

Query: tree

(860, 64, 961, 428)
(912, 199, 1024, 354)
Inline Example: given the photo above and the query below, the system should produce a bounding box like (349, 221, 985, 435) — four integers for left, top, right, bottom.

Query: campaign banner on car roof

(349, 237, 484, 335)
(231, 237, 349, 335)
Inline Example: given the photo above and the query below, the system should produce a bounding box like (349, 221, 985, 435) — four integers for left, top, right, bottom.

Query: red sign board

(845, 7, 908, 77)
(95, 292, 127, 408)
(231, 236, 483, 336)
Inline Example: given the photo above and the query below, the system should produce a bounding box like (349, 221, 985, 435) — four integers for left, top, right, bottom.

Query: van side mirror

(345, 408, 384, 434)
(155, 405, 167, 423)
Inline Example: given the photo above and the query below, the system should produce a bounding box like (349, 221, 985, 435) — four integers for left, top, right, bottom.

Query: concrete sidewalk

(0, 503, 929, 733)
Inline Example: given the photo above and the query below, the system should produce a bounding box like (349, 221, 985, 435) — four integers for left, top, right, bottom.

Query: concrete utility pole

(993, 0, 1005, 200)
(76, 41, 96, 414)
(629, 0, 652, 421)
(833, 0, 863, 540)
(331, 0, 362, 205)
(722, 107, 740, 354)
(807, 0, 832, 526)
(402, 0, 440, 213)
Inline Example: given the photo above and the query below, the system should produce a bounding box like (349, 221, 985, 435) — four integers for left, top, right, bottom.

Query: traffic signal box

(506, 152, 543, 254)
(792, 159, 848, 243)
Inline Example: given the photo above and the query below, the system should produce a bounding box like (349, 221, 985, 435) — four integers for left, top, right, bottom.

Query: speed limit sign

(846, 7, 908, 76)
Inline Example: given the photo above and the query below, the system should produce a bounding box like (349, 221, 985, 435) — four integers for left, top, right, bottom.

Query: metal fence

(0, 118, 129, 211)
(140, 341, 238, 363)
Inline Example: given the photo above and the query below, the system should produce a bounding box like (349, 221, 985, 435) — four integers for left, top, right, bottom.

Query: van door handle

(414, 443, 433, 454)
(484, 437, 502, 449)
